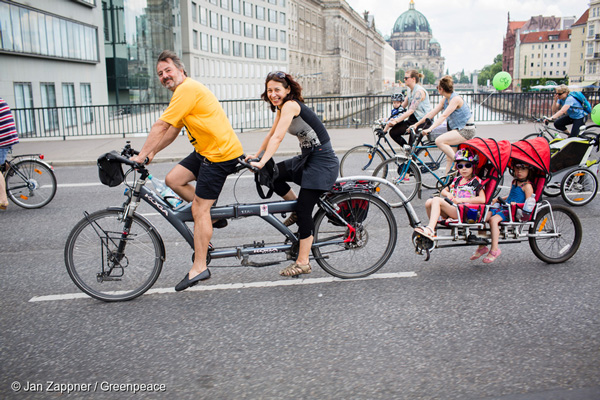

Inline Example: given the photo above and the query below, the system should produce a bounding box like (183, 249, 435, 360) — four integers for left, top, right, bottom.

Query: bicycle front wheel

(560, 168, 598, 206)
(64, 209, 165, 302)
(340, 145, 386, 177)
(6, 159, 57, 208)
(529, 205, 582, 264)
(372, 157, 421, 206)
(312, 193, 397, 278)
(415, 146, 447, 189)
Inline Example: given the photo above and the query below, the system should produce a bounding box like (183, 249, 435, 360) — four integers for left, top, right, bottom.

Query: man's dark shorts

(179, 151, 241, 200)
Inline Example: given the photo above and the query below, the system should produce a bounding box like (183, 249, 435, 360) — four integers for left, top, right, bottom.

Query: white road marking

(29, 272, 417, 303)
(57, 174, 254, 189)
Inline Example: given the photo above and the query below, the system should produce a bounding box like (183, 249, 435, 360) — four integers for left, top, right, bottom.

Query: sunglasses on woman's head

(268, 71, 286, 79)
(456, 163, 473, 169)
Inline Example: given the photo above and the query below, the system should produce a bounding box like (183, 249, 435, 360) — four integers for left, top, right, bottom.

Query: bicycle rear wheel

(5, 159, 57, 208)
(64, 209, 165, 302)
(312, 192, 397, 278)
(372, 157, 421, 206)
(340, 145, 386, 177)
(529, 205, 582, 264)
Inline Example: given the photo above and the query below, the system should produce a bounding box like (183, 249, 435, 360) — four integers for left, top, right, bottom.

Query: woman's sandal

(0, 202, 8, 211)
(483, 249, 501, 264)
(283, 212, 298, 227)
(279, 262, 311, 277)
(470, 246, 489, 261)
(414, 226, 436, 240)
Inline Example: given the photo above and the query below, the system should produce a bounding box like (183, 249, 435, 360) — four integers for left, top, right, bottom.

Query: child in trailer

(470, 162, 535, 263)
(414, 149, 486, 240)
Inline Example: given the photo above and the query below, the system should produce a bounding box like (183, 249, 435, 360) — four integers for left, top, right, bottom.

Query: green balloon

(592, 104, 600, 125)
(493, 71, 512, 91)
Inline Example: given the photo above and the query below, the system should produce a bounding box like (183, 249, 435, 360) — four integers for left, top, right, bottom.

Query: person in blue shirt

(546, 85, 586, 137)
(382, 93, 404, 131)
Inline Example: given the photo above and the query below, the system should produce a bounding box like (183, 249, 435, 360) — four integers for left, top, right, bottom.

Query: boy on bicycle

(381, 93, 405, 134)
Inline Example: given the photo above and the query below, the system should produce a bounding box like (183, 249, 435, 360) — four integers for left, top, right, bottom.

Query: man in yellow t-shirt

(132, 50, 243, 292)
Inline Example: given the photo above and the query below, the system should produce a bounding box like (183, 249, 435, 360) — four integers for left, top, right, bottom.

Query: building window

(222, 39, 230, 55)
(193, 30, 198, 49)
(13, 83, 34, 134)
(232, 19, 241, 35)
(257, 45, 266, 59)
(279, 12, 285, 25)
(269, 46, 277, 60)
(256, 25, 265, 40)
(221, 16, 229, 32)
(233, 41, 241, 56)
(40, 83, 58, 130)
(80, 83, 93, 124)
(201, 33, 208, 51)
(268, 9, 277, 23)
(245, 43, 254, 58)
(220, 0, 229, 10)
(192, 2, 197, 22)
(243, 1, 252, 17)
(279, 30, 286, 43)
(268, 28, 277, 41)
(62, 83, 77, 128)
(0, 2, 98, 62)
(256, 6, 265, 20)
(211, 36, 219, 53)
(244, 22, 253, 38)
(232, 0, 240, 13)
(199, 7, 207, 25)
(210, 12, 218, 29)
(589, 23, 595, 37)
(280, 48, 286, 61)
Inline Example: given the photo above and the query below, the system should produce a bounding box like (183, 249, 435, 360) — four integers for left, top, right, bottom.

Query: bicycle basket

(97, 151, 125, 187)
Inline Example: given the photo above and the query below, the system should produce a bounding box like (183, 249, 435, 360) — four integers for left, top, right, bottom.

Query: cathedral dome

(393, 1, 431, 34)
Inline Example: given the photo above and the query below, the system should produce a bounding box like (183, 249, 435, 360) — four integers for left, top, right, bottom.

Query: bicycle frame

(118, 173, 420, 266)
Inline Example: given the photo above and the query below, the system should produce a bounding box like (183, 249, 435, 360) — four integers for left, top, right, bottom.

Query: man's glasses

(404, 76, 410, 80)
(456, 163, 473, 169)
(268, 71, 287, 80)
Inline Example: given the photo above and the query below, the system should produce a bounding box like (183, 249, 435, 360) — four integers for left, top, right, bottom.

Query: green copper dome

(393, 1, 431, 33)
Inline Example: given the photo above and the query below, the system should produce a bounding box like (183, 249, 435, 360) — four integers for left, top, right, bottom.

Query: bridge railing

(12, 91, 599, 139)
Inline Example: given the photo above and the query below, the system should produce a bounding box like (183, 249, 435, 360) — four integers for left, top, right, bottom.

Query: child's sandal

(470, 246, 489, 261)
(483, 249, 501, 264)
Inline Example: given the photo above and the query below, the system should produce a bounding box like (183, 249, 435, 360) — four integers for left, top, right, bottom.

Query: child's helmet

(391, 93, 404, 102)
(455, 149, 478, 163)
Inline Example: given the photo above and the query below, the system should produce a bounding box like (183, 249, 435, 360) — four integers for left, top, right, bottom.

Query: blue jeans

(0, 147, 11, 164)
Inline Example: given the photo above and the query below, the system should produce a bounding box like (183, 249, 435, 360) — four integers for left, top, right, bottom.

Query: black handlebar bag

(97, 151, 125, 187)
(254, 158, 279, 199)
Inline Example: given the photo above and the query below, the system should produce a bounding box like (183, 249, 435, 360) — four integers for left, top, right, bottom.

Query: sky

(344, 0, 590, 74)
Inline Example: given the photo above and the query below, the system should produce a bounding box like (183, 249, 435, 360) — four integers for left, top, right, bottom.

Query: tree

(420, 68, 436, 84)
(395, 68, 405, 84)
(477, 54, 502, 86)
(459, 69, 470, 84)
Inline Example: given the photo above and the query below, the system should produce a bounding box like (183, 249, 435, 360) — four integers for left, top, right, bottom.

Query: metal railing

(12, 91, 599, 139)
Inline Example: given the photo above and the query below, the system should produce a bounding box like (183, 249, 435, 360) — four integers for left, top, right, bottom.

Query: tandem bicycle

(64, 142, 405, 302)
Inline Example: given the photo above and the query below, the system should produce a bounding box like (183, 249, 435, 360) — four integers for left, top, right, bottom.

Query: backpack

(97, 151, 125, 187)
(569, 92, 592, 115)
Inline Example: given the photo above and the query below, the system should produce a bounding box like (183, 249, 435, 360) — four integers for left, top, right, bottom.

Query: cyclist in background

(410, 75, 475, 176)
(130, 50, 244, 292)
(545, 84, 586, 137)
(1, 97, 19, 211)
(385, 69, 432, 147)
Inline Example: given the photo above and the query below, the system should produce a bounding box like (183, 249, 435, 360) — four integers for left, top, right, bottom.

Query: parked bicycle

(1, 153, 57, 209)
(64, 142, 399, 302)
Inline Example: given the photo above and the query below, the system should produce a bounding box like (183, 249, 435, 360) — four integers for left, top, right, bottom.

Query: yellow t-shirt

(159, 78, 243, 162)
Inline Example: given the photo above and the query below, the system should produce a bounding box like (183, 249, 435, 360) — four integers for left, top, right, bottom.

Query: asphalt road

(1, 160, 599, 399)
